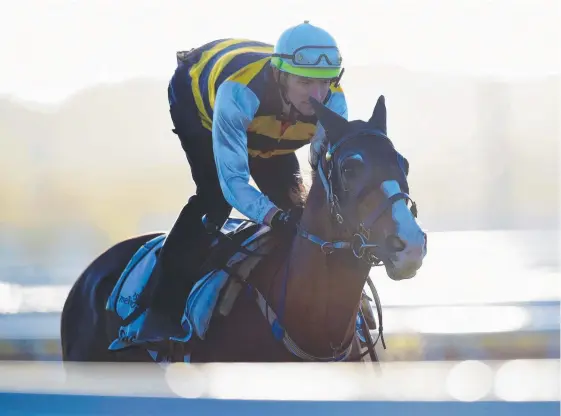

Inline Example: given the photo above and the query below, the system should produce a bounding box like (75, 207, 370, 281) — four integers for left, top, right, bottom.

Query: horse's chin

(385, 261, 421, 281)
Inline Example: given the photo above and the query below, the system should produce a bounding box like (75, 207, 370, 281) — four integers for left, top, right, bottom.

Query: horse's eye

(341, 154, 364, 180)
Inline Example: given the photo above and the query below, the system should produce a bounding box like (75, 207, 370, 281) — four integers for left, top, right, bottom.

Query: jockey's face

(284, 74, 331, 116)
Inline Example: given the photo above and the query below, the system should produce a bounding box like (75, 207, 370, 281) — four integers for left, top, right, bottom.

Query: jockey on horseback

(133, 21, 349, 346)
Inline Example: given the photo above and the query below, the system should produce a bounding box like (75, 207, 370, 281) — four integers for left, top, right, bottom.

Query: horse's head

(308, 95, 427, 280)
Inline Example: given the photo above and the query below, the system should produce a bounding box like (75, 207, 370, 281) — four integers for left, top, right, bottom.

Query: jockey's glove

(270, 206, 303, 235)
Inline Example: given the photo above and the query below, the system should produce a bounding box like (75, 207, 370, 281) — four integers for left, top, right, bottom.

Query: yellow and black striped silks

(186, 39, 343, 158)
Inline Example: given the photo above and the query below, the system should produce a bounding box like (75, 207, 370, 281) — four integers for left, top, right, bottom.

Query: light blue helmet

(271, 21, 343, 79)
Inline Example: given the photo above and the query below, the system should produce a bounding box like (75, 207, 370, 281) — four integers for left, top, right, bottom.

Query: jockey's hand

(270, 207, 303, 235)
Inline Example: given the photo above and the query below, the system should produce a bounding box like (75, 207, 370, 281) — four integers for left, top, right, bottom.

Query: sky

(1, 0, 559, 103)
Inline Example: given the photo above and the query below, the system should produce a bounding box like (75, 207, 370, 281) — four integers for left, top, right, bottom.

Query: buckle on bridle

(320, 242, 335, 255)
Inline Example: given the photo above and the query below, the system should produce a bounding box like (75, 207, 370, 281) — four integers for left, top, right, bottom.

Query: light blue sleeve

(309, 90, 349, 167)
(212, 81, 277, 224)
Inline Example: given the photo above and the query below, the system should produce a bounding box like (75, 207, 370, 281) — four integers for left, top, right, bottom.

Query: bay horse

(60, 95, 427, 364)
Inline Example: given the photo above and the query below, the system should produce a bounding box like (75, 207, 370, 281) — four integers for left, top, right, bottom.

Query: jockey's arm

(212, 81, 279, 225)
(309, 88, 349, 169)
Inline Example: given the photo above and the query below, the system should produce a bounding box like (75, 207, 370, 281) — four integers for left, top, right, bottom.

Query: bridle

(293, 128, 420, 363)
(297, 128, 419, 267)
(257, 128, 421, 364)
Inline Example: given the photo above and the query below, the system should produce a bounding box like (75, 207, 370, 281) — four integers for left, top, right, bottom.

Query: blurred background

(0, 0, 559, 408)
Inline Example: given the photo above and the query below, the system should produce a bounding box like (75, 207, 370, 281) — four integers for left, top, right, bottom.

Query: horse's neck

(269, 184, 368, 358)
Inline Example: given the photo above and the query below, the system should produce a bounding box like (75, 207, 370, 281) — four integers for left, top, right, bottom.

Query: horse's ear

(368, 95, 387, 135)
(309, 96, 349, 140)
(397, 153, 409, 176)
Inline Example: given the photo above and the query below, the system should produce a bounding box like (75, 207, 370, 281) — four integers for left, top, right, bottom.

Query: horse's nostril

(386, 234, 405, 251)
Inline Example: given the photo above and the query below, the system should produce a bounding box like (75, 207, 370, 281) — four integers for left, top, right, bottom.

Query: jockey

(133, 21, 349, 346)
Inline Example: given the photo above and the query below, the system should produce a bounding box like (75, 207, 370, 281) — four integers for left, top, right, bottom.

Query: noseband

(298, 129, 418, 266)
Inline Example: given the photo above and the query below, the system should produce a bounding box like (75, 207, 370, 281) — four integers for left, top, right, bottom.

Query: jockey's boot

(132, 267, 186, 346)
(133, 199, 210, 346)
